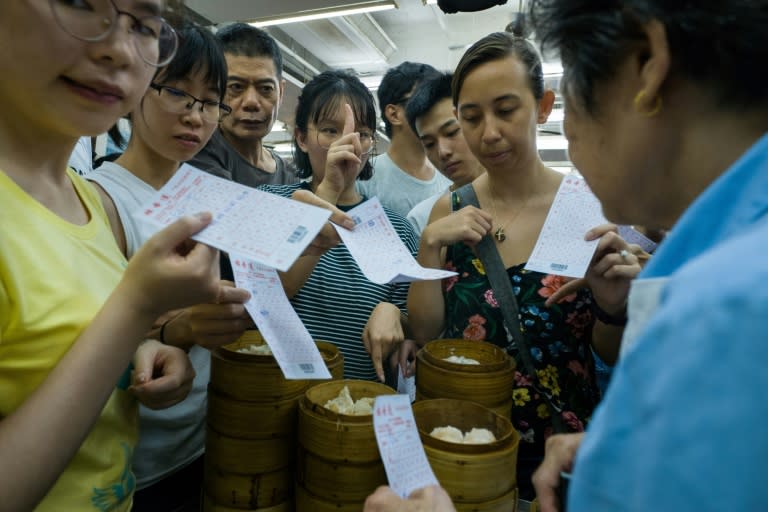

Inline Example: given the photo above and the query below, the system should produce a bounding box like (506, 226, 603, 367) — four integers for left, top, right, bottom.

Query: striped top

(259, 182, 418, 381)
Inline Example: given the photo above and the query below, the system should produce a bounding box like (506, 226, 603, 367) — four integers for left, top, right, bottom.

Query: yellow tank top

(0, 168, 137, 511)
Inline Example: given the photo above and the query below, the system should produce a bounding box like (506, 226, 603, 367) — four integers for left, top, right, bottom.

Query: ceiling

(184, 0, 569, 164)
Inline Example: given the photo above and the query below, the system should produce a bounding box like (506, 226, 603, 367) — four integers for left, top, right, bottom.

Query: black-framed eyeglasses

(49, 0, 178, 67)
(315, 126, 376, 155)
(150, 84, 232, 123)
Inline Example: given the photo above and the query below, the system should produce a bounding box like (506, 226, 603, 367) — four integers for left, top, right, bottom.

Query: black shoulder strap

(454, 184, 567, 433)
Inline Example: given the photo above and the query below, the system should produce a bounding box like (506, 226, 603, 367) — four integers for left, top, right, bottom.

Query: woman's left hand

(363, 302, 406, 382)
(545, 224, 645, 312)
(129, 339, 196, 409)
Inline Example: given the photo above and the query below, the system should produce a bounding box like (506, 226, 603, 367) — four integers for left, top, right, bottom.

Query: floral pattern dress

(442, 216, 601, 498)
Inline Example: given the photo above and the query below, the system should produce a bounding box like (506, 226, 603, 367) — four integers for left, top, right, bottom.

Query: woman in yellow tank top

(0, 2, 223, 511)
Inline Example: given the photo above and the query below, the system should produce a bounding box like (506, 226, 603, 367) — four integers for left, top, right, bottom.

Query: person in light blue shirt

(364, 2, 768, 512)
(523, 1, 768, 511)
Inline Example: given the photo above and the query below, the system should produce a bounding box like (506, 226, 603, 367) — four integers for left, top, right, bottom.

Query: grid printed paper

(334, 197, 456, 284)
(525, 176, 608, 277)
(231, 254, 330, 380)
(373, 395, 439, 498)
(136, 164, 330, 271)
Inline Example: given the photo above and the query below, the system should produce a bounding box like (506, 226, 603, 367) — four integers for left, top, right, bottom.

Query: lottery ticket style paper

(333, 197, 457, 284)
(617, 225, 659, 254)
(136, 164, 330, 271)
(230, 253, 331, 380)
(373, 395, 439, 498)
(525, 175, 608, 278)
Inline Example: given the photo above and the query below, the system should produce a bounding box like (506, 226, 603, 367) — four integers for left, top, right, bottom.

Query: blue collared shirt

(569, 132, 768, 511)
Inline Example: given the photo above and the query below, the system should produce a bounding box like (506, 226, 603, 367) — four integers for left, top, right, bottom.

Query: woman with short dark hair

(527, 1, 768, 510)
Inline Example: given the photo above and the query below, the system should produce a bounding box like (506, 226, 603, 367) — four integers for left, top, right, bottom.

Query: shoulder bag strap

(454, 184, 568, 433)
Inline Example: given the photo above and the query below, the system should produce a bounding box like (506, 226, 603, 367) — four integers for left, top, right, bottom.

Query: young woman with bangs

(88, 22, 252, 512)
(260, 69, 419, 385)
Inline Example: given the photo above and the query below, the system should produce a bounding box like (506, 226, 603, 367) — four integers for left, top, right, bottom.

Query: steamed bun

(429, 426, 465, 444)
(463, 427, 497, 444)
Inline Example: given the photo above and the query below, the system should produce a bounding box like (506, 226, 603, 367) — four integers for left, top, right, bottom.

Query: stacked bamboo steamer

(296, 379, 396, 511)
(413, 398, 520, 512)
(416, 339, 516, 418)
(205, 331, 343, 511)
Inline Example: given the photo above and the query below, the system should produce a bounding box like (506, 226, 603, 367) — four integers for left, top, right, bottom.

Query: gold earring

(634, 90, 662, 117)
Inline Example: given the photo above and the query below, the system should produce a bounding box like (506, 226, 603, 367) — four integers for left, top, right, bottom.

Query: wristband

(159, 318, 171, 344)
(591, 300, 628, 326)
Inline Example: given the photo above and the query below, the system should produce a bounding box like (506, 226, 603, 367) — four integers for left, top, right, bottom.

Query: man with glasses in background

(357, 61, 450, 217)
(189, 23, 299, 187)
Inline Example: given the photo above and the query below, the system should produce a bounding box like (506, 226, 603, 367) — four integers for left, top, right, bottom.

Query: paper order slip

(373, 395, 439, 498)
(525, 175, 608, 278)
(136, 164, 331, 272)
(231, 254, 330, 380)
(334, 197, 457, 284)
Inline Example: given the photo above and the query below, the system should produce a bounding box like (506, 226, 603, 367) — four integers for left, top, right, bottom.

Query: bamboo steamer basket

(299, 380, 395, 463)
(210, 331, 343, 401)
(296, 445, 387, 502)
(297, 380, 395, 504)
(204, 464, 293, 509)
(205, 427, 295, 475)
(208, 388, 300, 439)
(416, 339, 515, 418)
(202, 491, 293, 512)
(453, 487, 518, 512)
(294, 484, 366, 512)
(206, 333, 343, 512)
(412, 399, 519, 505)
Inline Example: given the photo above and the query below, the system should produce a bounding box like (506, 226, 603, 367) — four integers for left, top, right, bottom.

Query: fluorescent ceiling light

(249, 1, 398, 27)
(424, 0, 438, 4)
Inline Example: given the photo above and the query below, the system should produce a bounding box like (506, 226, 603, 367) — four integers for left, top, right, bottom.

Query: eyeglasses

(316, 127, 376, 155)
(49, 0, 178, 67)
(150, 84, 232, 123)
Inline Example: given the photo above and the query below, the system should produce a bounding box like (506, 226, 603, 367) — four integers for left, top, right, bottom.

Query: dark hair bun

(506, 12, 532, 39)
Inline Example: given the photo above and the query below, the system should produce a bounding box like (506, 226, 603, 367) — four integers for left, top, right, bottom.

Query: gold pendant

(494, 227, 506, 242)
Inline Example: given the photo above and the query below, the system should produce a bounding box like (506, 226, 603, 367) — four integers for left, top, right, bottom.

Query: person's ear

(294, 126, 309, 153)
(634, 19, 671, 113)
(277, 78, 286, 107)
(537, 89, 556, 124)
(384, 103, 405, 127)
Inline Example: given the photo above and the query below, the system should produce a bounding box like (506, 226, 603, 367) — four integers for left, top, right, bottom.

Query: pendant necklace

(487, 184, 534, 243)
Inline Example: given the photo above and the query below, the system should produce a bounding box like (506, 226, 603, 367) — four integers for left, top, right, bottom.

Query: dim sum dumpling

(324, 385, 355, 413)
(352, 397, 375, 415)
(429, 426, 465, 444)
(443, 355, 481, 365)
(324, 386, 374, 415)
(236, 344, 273, 355)
(463, 427, 497, 444)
